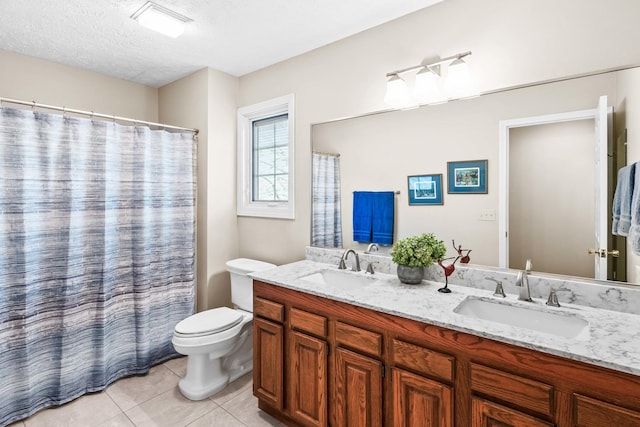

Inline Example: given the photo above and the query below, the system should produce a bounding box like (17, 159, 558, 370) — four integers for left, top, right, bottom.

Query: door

(334, 348, 383, 427)
(472, 397, 553, 427)
(253, 317, 284, 409)
(288, 330, 328, 427)
(593, 95, 609, 280)
(499, 96, 611, 279)
(392, 368, 453, 427)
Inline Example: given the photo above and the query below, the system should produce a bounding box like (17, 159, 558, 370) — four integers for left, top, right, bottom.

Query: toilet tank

(226, 258, 276, 312)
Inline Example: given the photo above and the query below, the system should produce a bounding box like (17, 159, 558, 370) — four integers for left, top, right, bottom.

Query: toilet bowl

(172, 258, 276, 400)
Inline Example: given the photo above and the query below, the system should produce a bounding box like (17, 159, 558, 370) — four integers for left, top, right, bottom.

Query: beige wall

(159, 68, 240, 311)
(238, 0, 640, 266)
(313, 73, 617, 267)
(0, 49, 158, 121)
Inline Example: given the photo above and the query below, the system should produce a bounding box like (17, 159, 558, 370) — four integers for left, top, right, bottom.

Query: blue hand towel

(612, 164, 635, 236)
(371, 191, 395, 245)
(353, 191, 373, 242)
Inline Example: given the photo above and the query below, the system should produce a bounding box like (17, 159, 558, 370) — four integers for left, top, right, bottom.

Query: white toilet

(172, 258, 276, 400)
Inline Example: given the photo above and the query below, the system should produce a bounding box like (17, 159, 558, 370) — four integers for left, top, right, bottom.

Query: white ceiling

(0, 0, 443, 88)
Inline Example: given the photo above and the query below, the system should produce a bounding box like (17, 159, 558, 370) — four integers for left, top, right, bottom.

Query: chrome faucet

(339, 249, 361, 272)
(365, 243, 379, 254)
(515, 259, 533, 302)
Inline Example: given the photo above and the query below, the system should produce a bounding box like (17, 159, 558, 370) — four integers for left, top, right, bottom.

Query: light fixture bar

(386, 51, 472, 77)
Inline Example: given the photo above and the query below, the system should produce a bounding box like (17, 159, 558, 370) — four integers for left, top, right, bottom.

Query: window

(237, 94, 294, 219)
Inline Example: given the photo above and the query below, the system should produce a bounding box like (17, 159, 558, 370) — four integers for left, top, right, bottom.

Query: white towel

(612, 164, 635, 236)
(628, 162, 640, 254)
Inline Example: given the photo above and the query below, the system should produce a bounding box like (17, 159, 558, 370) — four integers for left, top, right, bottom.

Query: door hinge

(382, 364, 385, 378)
(625, 128, 628, 143)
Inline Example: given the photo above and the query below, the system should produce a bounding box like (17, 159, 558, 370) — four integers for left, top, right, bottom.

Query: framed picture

(447, 160, 488, 194)
(407, 174, 443, 205)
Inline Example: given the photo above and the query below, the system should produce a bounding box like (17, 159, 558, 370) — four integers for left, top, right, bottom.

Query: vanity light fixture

(384, 51, 476, 108)
(131, 1, 192, 38)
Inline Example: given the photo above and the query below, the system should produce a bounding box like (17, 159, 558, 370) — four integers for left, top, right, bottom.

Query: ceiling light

(384, 51, 475, 107)
(131, 2, 192, 38)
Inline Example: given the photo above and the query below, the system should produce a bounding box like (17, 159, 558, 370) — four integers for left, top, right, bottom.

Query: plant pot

(396, 265, 424, 284)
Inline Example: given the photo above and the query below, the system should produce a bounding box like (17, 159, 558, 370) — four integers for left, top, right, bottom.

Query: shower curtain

(312, 152, 342, 247)
(0, 107, 196, 426)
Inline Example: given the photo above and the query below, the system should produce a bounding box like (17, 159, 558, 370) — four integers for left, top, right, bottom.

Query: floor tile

(186, 407, 245, 427)
(107, 364, 180, 411)
(163, 356, 187, 378)
(222, 388, 284, 427)
(23, 392, 122, 427)
(210, 372, 253, 406)
(96, 413, 135, 427)
(6, 421, 25, 427)
(125, 387, 218, 427)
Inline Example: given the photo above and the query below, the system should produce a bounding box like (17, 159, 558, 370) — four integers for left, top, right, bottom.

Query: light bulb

(384, 75, 411, 108)
(414, 66, 446, 105)
(445, 58, 477, 99)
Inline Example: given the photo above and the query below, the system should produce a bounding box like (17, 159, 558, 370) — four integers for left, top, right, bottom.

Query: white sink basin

(299, 269, 383, 288)
(454, 297, 589, 339)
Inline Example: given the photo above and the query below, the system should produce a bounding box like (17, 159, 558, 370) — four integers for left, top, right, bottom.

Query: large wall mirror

(311, 66, 640, 286)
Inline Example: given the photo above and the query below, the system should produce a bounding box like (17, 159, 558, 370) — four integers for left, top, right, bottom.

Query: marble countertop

(251, 260, 640, 377)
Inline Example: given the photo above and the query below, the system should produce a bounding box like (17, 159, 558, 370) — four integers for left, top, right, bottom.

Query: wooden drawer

(574, 394, 640, 427)
(392, 339, 454, 383)
(335, 321, 382, 358)
(254, 297, 284, 323)
(470, 363, 554, 417)
(290, 307, 327, 338)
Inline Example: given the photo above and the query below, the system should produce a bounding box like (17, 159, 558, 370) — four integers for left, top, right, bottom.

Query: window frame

(237, 94, 295, 219)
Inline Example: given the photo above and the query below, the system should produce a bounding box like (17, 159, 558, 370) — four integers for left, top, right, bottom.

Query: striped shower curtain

(0, 107, 196, 426)
(312, 152, 342, 247)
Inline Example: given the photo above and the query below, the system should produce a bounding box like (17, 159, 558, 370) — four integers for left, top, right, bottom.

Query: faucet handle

(546, 290, 560, 307)
(338, 258, 347, 270)
(525, 259, 533, 272)
(365, 261, 378, 274)
(486, 278, 506, 298)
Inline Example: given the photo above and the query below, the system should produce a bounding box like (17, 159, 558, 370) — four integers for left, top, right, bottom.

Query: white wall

(237, 0, 640, 266)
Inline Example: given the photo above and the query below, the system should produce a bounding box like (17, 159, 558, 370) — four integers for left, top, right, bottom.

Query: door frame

(498, 108, 602, 273)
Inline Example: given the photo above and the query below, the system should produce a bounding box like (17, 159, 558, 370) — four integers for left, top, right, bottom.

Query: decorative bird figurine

(452, 240, 472, 264)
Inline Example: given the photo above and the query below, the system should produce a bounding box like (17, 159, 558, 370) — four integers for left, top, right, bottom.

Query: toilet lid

(175, 307, 244, 336)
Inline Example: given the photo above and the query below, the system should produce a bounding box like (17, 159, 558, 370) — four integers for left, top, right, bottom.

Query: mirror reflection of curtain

(312, 152, 342, 247)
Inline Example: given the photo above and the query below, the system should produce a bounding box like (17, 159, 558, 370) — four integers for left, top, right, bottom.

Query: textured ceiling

(0, 0, 443, 87)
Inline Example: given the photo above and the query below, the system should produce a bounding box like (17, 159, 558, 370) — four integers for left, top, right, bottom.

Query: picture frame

(447, 160, 488, 194)
(407, 174, 443, 205)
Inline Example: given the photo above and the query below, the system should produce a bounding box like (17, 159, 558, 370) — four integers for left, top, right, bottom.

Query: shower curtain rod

(0, 97, 199, 135)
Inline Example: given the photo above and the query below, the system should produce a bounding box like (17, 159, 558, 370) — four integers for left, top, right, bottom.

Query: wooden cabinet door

(392, 368, 453, 427)
(574, 394, 640, 427)
(253, 317, 283, 410)
(471, 397, 553, 427)
(334, 347, 383, 427)
(288, 330, 328, 427)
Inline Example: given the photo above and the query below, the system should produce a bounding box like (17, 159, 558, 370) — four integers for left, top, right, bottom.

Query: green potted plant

(391, 233, 447, 284)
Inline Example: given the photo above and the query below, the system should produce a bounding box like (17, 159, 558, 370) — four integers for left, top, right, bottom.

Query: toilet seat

(174, 307, 243, 338)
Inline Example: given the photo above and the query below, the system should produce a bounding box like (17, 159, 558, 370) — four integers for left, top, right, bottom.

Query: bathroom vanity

(251, 259, 640, 427)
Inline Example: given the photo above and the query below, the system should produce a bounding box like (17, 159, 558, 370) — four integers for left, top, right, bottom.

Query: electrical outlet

(479, 209, 496, 221)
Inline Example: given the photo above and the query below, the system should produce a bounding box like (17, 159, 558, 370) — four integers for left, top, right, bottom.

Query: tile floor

(7, 357, 284, 427)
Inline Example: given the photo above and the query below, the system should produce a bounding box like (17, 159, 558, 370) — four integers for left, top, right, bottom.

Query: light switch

(479, 209, 496, 221)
